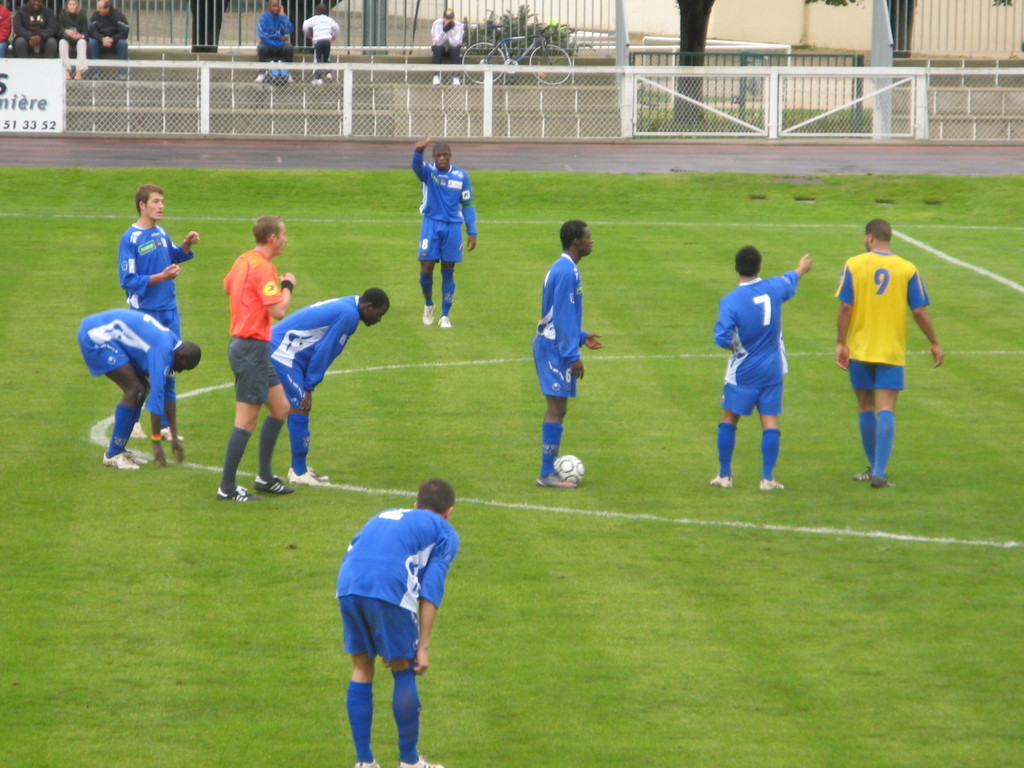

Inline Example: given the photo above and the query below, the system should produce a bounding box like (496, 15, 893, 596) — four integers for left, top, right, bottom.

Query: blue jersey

(77, 309, 181, 417)
(257, 10, 294, 47)
(412, 150, 477, 236)
(118, 224, 194, 314)
(714, 271, 800, 387)
(337, 508, 460, 614)
(536, 253, 588, 362)
(270, 296, 361, 391)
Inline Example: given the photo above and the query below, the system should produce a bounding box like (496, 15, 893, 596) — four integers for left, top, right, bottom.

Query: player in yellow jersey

(835, 219, 943, 489)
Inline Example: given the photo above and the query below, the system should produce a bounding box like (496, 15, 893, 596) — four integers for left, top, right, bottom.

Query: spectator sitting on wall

(57, 0, 89, 78)
(256, 0, 294, 83)
(12, 0, 60, 58)
(430, 8, 464, 86)
(87, 0, 128, 69)
(0, 3, 13, 59)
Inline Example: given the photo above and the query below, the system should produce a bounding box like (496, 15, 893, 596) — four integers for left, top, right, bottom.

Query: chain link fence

(61, 60, 1024, 141)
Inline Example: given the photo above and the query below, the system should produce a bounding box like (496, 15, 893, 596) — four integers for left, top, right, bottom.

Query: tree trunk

(674, 0, 717, 128)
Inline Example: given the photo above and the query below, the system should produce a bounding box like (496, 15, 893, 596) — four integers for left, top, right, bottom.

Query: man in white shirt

(429, 8, 463, 86)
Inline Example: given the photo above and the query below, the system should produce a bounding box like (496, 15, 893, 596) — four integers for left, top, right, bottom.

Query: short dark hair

(734, 245, 762, 278)
(432, 141, 451, 156)
(865, 218, 892, 242)
(560, 219, 588, 250)
(135, 184, 162, 213)
(416, 478, 455, 515)
(315, 2, 327, 13)
(173, 341, 202, 372)
(359, 287, 390, 309)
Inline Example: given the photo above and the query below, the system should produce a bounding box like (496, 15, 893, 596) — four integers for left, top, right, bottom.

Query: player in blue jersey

(118, 184, 199, 439)
(337, 478, 459, 768)
(269, 288, 390, 486)
(836, 219, 943, 489)
(533, 220, 603, 488)
(412, 137, 477, 329)
(77, 309, 201, 470)
(710, 246, 812, 490)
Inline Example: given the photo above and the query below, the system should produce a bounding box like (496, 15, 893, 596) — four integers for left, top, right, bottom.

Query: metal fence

(60, 59, 1024, 141)
(108, 0, 616, 53)
(898, 0, 1024, 58)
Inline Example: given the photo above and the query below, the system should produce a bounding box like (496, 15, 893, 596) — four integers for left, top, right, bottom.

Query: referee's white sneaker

(438, 316, 452, 329)
(422, 304, 435, 325)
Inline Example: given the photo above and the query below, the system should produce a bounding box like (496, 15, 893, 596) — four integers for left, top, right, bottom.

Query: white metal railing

(52, 61, 1024, 142)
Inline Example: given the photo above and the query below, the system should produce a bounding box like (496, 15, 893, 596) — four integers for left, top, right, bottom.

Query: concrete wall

(625, 0, 871, 50)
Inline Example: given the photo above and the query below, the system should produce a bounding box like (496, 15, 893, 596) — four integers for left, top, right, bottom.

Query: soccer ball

(553, 454, 585, 484)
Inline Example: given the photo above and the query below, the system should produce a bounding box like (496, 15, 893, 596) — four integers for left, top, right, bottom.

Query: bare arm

(414, 599, 439, 675)
(835, 302, 853, 371)
(912, 306, 944, 368)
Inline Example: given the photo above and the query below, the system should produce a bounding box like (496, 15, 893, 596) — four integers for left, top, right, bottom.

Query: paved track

(2, 136, 1022, 175)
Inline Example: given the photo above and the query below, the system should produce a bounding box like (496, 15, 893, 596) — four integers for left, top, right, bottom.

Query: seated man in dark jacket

(12, 0, 60, 58)
(87, 0, 128, 61)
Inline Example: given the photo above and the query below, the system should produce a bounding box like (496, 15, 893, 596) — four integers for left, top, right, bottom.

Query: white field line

(4, 209, 1024, 233)
(88, 348, 1024, 551)
(894, 229, 1024, 295)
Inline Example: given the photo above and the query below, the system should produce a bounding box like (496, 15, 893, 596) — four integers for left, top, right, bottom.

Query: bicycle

(461, 23, 573, 85)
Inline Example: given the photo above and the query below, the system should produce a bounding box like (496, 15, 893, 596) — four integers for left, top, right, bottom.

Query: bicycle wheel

(462, 42, 506, 85)
(529, 43, 572, 84)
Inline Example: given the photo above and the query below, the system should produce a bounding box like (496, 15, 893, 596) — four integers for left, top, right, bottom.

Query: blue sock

(287, 413, 310, 475)
(858, 411, 877, 467)
(346, 681, 374, 765)
(761, 428, 781, 481)
(874, 410, 896, 478)
(392, 667, 421, 765)
(108, 403, 139, 457)
(440, 268, 455, 317)
(419, 273, 434, 305)
(541, 422, 563, 477)
(717, 422, 737, 477)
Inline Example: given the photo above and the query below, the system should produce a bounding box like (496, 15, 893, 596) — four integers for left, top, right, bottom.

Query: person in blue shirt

(269, 288, 390, 486)
(411, 137, 477, 329)
(533, 220, 603, 488)
(710, 246, 812, 490)
(337, 478, 459, 768)
(255, 0, 294, 82)
(77, 309, 201, 470)
(118, 184, 199, 438)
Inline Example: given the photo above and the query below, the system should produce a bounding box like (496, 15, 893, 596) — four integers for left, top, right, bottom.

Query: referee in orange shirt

(218, 215, 297, 502)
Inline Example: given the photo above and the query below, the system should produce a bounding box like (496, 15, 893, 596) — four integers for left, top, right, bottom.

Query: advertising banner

(0, 59, 65, 134)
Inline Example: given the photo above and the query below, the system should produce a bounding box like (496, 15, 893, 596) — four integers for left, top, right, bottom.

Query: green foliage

(465, 4, 573, 51)
(2, 166, 1024, 768)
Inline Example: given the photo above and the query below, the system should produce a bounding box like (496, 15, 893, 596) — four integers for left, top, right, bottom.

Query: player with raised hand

(710, 246, 812, 490)
(411, 136, 477, 329)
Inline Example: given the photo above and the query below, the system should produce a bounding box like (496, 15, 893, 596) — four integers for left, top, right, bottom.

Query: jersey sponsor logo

(138, 240, 157, 255)
(460, 189, 471, 202)
(447, 179, 464, 190)
(263, 280, 280, 297)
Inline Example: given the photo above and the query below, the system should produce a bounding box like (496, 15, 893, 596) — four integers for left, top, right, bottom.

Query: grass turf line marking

(894, 229, 1024, 295)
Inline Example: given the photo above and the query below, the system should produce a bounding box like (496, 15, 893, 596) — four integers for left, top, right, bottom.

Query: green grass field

(2, 166, 1022, 768)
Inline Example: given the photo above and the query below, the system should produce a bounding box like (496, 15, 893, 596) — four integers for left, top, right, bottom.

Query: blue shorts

(135, 308, 179, 401)
(418, 218, 464, 263)
(79, 329, 132, 377)
(533, 336, 577, 398)
(340, 595, 419, 661)
(849, 360, 905, 390)
(721, 381, 783, 417)
(272, 361, 306, 409)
